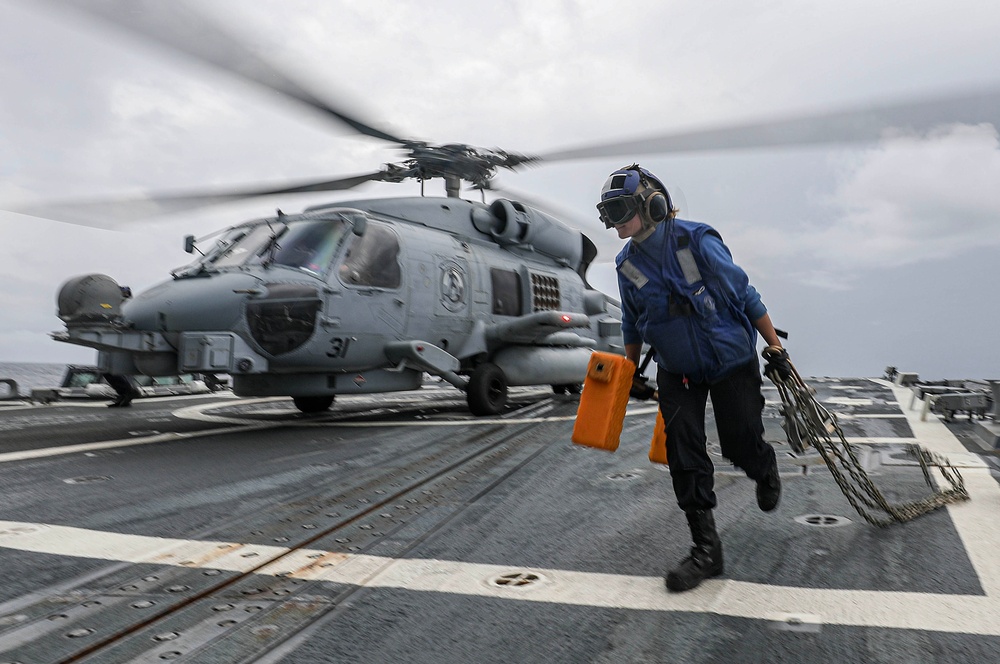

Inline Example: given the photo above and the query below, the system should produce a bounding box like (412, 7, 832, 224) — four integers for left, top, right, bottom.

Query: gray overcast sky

(2, 0, 1000, 380)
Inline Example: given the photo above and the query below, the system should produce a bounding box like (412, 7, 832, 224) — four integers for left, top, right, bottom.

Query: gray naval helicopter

(23, 1, 1000, 415)
(56, 184, 616, 415)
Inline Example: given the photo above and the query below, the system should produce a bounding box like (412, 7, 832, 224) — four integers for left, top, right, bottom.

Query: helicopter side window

(339, 223, 401, 289)
(490, 268, 522, 316)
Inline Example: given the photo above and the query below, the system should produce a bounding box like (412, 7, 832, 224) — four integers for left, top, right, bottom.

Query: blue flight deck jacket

(615, 218, 767, 384)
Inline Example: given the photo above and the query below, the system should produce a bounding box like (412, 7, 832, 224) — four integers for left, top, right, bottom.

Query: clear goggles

(596, 195, 640, 228)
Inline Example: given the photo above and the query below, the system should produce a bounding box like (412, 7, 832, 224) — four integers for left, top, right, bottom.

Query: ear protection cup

(645, 191, 670, 223)
(630, 165, 673, 223)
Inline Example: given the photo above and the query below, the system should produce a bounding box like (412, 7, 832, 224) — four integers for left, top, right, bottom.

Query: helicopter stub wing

(484, 311, 592, 346)
(384, 340, 459, 374)
(383, 341, 467, 391)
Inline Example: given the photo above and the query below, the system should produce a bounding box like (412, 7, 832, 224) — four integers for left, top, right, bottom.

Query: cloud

(767, 123, 1000, 288)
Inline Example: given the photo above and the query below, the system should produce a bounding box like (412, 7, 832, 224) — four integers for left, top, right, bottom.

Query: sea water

(0, 362, 67, 397)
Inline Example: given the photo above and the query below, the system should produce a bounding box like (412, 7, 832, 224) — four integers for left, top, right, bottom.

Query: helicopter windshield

(209, 215, 353, 275)
(211, 224, 279, 268)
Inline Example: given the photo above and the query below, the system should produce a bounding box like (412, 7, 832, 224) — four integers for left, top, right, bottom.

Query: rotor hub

(376, 143, 538, 190)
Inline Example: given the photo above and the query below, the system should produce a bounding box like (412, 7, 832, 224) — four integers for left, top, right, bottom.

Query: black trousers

(656, 360, 776, 512)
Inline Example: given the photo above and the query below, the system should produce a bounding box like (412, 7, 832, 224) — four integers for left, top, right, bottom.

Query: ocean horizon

(0, 361, 70, 396)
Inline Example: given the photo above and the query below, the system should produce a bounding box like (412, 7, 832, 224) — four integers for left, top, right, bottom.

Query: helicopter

(56, 193, 618, 415)
(14, 1, 1000, 415)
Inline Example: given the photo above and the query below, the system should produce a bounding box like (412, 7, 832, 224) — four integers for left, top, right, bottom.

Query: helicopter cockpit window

(211, 224, 282, 268)
(490, 268, 522, 316)
(339, 223, 401, 289)
(208, 217, 350, 274)
(269, 218, 348, 275)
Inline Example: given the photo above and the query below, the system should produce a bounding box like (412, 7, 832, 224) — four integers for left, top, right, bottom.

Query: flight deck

(0, 378, 997, 662)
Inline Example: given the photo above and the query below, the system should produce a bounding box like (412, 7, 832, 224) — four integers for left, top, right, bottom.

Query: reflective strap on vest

(676, 247, 702, 285)
(619, 258, 649, 289)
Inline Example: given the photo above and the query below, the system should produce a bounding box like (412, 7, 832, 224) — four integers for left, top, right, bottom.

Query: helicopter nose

(124, 272, 264, 332)
(244, 282, 322, 356)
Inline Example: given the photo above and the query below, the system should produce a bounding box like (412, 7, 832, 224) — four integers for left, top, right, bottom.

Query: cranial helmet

(596, 164, 674, 229)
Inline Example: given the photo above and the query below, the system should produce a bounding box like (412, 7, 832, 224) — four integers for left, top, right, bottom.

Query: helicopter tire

(293, 395, 335, 413)
(467, 363, 508, 416)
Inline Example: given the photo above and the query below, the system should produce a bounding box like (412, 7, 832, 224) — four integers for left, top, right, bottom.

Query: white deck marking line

(0, 393, 242, 411)
(0, 422, 277, 464)
(0, 398, 655, 465)
(0, 519, 997, 636)
(892, 384, 1000, 596)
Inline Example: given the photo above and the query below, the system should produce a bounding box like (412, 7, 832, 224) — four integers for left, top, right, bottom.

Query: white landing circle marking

(173, 398, 661, 428)
(0, 406, 277, 465)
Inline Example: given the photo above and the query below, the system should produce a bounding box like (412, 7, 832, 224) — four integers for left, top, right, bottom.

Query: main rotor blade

(54, 0, 408, 144)
(540, 87, 1000, 161)
(8, 172, 384, 230)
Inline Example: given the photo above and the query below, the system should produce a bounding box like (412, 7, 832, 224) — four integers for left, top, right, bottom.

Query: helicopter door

(333, 222, 408, 346)
(396, 233, 473, 356)
(429, 253, 477, 357)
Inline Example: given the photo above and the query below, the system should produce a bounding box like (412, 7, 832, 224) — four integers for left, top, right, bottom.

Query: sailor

(103, 373, 140, 408)
(598, 164, 793, 592)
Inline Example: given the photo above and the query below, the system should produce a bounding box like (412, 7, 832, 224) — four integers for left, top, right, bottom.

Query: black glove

(762, 346, 793, 382)
(630, 370, 656, 400)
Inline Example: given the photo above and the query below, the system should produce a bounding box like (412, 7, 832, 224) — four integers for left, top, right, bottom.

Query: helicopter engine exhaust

(479, 200, 584, 269)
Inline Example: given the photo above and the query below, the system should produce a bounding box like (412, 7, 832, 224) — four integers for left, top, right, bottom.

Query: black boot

(756, 460, 781, 512)
(666, 509, 724, 592)
(118, 389, 138, 407)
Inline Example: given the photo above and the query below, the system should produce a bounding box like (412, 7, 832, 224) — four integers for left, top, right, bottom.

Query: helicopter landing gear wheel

(467, 363, 508, 416)
(293, 395, 335, 413)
